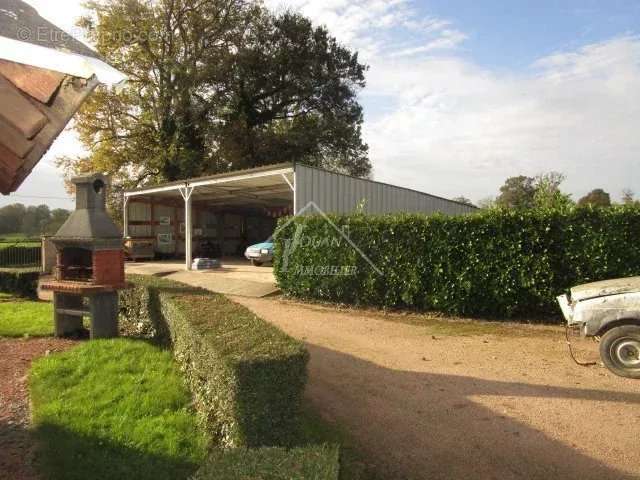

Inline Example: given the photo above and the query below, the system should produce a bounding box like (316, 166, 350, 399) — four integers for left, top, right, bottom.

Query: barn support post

(179, 185, 195, 270)
(122, 195, 130, 238)
(281, 172, 296, 215)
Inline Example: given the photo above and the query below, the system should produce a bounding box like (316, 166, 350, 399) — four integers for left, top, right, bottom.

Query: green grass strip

(0, 300, 52, 337)
(29, 339, 208, 480)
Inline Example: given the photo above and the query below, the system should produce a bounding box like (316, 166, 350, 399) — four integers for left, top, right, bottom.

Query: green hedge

(119, 275, 309, 448)
(193, 444, 340, 480)
(0, 268, 40, 297)
(273, 206, 640, 319)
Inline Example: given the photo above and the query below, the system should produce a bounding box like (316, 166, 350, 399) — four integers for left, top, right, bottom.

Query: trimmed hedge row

(0, 268, 40, 297)
(194, 444, 340, 480)
(273, 206, 640, 318)
(119, 275, 309, 448)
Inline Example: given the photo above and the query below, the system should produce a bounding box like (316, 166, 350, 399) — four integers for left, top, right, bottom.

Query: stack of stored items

(191, 258, 220, 270)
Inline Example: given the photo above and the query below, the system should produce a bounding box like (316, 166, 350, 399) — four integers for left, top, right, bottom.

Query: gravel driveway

(0, 338, 76, 480)
(232, 297, 640, 480)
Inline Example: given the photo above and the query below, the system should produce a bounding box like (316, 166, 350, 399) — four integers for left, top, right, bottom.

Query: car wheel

(599, 325, 640, 379)
(251, 260, 263, 267)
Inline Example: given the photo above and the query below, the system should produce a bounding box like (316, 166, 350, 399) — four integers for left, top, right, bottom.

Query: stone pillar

(53, 293, 84, 337)
(89, 291, 119, 339)
(41, 236, 57, 274)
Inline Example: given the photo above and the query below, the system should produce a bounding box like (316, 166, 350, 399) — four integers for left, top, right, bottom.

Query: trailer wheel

(599, 325, 640, 379)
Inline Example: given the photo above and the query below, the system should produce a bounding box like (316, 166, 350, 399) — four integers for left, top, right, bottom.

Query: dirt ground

(0, 338, 76, 480)
(232, 297, 640, 480)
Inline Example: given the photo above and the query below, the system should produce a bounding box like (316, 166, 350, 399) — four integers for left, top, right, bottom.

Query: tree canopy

(495, 175, 537, 209)
(0, 204, 71, 236)
(59, 0, 370, 191)
(531, 172, 573, 210)
(578, 188, 611, 207)
(493, 172, 574, 210)
(621, 189, 639, 206)
(451, 196, 475, 207)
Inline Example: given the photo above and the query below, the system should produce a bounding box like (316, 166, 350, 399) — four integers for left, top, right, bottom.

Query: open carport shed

(123, 162, 476, 270)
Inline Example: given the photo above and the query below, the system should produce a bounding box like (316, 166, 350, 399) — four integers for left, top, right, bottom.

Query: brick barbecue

(41, 173, 126, 338)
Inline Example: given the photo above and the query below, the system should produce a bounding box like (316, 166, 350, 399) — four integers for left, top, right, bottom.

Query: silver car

(558, 276, 640, 379)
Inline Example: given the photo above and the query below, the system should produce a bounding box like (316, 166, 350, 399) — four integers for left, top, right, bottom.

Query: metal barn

(123, 163, 476, 269)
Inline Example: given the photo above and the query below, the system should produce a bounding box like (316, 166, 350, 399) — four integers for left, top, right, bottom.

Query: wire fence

(0, 238, 42, 269)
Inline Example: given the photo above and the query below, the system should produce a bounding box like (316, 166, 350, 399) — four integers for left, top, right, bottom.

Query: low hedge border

(273, 206, 640, 319)
(0, 268, 40, 298)
(119, 275, 309, 449)
(193, 444, 340, 480)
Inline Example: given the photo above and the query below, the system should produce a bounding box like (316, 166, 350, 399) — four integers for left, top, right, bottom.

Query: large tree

(578, 188, 611, 207)
(59, 0, 370, 190)
(495, 175, 536, 209)
(532, 172, 573, 209)
(495, 172, 573, 209)
(217, 11, 369, 176)
(621, 189, 639, 206)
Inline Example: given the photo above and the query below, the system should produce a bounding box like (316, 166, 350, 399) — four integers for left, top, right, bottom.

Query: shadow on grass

(0, 421, 199, 480)
(0, 420, 39, 479)
(305, 344, 640, 480)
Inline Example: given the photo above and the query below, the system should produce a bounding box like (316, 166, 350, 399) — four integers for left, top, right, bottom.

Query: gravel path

(0, 338, 76, 480)
(233, 297, 640, 480)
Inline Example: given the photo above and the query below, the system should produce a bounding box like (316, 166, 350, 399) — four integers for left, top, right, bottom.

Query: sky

(3, 0, 640, 209)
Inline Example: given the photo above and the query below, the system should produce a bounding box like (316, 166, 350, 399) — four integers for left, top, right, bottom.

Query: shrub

(0, 268, 40, 297)
(273, 206, 640, 319)
(193, 444, 340, 480)
(119, 275, 309, 448)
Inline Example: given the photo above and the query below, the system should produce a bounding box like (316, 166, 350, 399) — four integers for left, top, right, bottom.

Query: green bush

(193, 444, 340, 480)
(120, 275, 309, 448)
(0, 268, 40, 297)
(273, 206, 640, 319)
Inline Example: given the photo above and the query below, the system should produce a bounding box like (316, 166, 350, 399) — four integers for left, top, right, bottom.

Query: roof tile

(0, 59, 64, 103)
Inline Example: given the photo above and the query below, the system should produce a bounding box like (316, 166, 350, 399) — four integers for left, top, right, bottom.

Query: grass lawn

(29, 339, 208, 480)
(0, 241, 41, 249)
(0, 298, 53, 337)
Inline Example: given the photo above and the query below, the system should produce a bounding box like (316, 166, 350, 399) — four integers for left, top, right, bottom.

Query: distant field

(0, 236, 41, 249)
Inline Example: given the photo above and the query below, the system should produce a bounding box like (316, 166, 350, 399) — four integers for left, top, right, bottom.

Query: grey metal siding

(294, 164, 476, 216)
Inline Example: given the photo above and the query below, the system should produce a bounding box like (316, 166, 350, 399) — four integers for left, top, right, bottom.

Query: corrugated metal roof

(124, 162, 295, 194)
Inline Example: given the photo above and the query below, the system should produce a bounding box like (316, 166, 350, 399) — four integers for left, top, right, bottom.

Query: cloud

(364, 36, 640, 202)
(392, 30, 468, 57)
(8, 1, 639, 207)
(265, 1, 640, 203)
(263, 0, 465, 60)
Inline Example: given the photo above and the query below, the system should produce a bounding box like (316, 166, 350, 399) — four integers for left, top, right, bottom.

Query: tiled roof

(0, 0, 99, 58)
(0, 0, 124, 195)
(0, 59, 98, 194)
